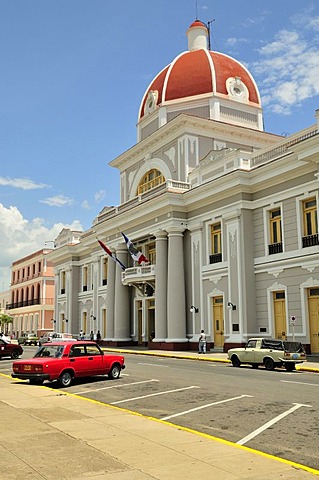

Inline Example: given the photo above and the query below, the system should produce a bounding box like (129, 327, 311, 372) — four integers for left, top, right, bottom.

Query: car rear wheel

(58, 371, 73, 388)
(108, 364, 121, 379)
(285, 363, 295, 372)
(11, 349, 20, 359)
(264, 357, 275, 370)
(231, 355, 241, 368)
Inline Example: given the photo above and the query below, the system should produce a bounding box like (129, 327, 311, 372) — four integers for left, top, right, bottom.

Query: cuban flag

(121, 232, 148, 264)
(97, 238, 126, 271)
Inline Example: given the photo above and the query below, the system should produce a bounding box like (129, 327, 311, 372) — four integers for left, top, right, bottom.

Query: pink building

(8, 249, 55, 338)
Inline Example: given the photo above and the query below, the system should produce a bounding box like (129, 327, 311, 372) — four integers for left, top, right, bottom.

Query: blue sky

(0, 0, 319, 290)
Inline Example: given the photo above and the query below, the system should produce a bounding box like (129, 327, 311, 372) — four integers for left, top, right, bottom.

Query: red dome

(139, 49, 260, 120)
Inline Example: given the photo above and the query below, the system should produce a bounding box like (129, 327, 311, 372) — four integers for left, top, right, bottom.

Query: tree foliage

(0, 314, 13, 333)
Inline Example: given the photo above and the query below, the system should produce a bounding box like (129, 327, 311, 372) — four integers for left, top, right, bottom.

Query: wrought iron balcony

(302, 234, 319, 248)
(209, 253, 222, 264)
(268, 242, 283, 255)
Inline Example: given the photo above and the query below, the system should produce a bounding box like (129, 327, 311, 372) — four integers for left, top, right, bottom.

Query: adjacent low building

(8, 249, 55, 338)
(47, 20, 319, 353)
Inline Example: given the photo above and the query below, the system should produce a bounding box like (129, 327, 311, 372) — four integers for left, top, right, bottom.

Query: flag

(121, 232, 148, 264)
(97, 239, 126, 270)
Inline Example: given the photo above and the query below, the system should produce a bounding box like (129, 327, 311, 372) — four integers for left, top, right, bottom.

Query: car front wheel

(108, 364, 121, 379)
(264, 357, 275, 370)
(231, 355, 241, 368)
(58, 371, 73, 388)
(11, 349, 20, 359)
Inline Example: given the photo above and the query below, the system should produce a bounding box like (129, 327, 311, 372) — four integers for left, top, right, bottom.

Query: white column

(114, 247, 131, 341)
(154, 230, 168, 341)
(105, 254, 116, 340)
(166, 227, 188, 343)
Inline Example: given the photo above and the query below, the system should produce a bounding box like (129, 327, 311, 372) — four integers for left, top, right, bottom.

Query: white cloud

(226, 37, 248, 47)
(40, 194, 74, 207)
(251, 24, 319, 114)
(81, 200, 90, 209)
(0, 177, 47, 190)
(0, 202, 82, 290)
(94, 190, 106, 202)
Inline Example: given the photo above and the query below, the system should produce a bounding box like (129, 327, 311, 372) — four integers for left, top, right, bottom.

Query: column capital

(153, 229, 168, 239)
(166, 226, 186, 236)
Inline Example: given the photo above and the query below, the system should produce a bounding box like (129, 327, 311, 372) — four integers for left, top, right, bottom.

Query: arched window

(137, 169, 165, 195)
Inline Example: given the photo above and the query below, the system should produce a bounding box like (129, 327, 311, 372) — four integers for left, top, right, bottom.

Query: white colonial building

(48, 20, 319, 353)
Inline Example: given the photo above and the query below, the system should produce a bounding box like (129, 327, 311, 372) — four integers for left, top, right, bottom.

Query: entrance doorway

(137, 300, 143, 345)
(308, 288, 319, 353)
(213, 296, 224, 348)
(147, 299, 155, 343)
(273, 291, 286, 339)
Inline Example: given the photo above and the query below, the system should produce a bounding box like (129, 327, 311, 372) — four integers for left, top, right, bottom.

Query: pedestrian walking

(96, 330, 101, 343)
(79, 329, 84, 340)
(90, 330, 94, 341)
(198, 329, 207, 354)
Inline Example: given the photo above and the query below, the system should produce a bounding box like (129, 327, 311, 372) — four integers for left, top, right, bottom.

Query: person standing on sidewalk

(198, 329, 207, 354)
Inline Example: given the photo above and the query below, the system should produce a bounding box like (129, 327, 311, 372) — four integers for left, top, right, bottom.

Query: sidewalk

(1, 354, 319, 479)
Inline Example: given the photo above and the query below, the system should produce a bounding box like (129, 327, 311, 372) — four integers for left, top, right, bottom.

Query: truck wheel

(285, 363, 295, 372)
(231, 355, 241, 368)
(58, 371, 73, 388)
(264, 358, 275, 370)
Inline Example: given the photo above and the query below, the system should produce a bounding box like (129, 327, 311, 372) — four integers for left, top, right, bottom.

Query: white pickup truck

(39, 332, 75, 346)
(227, 338, 306, 371)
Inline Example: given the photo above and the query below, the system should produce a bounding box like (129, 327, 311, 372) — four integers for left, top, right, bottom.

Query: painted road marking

(162, 394, 253, 421)
(281, 380, 319, 387)
(73, 379, 159, 395)
(138, 363, 169, 367)
(111, 385, 200, 405)
(237, 403, 312, 446)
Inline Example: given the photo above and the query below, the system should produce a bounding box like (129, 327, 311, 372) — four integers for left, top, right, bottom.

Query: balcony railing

(268, 242, 283, 255)
(122, 265, 156, 283)
(7, 298, 54, 309)
(209, 253, 222, 264)
(302, 234, 319, 248)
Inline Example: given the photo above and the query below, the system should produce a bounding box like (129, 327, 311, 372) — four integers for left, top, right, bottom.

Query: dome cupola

(137, 20, 263, 141)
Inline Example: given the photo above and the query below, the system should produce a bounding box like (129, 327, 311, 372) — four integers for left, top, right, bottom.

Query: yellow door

(137, 301, 143, 345)
(102, 308, 107, 338)
(274, 291, 286, 339)
(308, 288, 319, 353)
(147, 299, 155, 343)
(213, 296, 224, 348)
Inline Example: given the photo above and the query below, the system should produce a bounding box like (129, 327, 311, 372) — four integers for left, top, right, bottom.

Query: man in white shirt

(198, 330, 207, 354)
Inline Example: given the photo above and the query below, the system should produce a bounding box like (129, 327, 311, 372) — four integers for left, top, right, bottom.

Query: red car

(12, 341, 125, 387)
(0, 338, 23, 359)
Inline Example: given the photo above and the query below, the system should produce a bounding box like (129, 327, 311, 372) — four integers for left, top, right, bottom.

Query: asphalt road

(2, 346, 319, 471)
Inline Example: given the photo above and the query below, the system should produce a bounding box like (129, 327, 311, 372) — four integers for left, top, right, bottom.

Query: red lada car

(12, 341, 125, 387)
(0, 338, 23, 359)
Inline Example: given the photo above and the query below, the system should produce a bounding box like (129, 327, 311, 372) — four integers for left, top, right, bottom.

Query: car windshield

(34, 345, 65, 358)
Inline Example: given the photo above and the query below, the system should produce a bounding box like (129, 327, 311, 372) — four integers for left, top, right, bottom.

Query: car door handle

(70, 359, 75, 362)
(88, 357, 93, 360)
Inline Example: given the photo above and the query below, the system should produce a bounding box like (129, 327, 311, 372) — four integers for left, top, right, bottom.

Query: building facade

(48, 21, 319, 353)
(8, 249, 55, 338)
